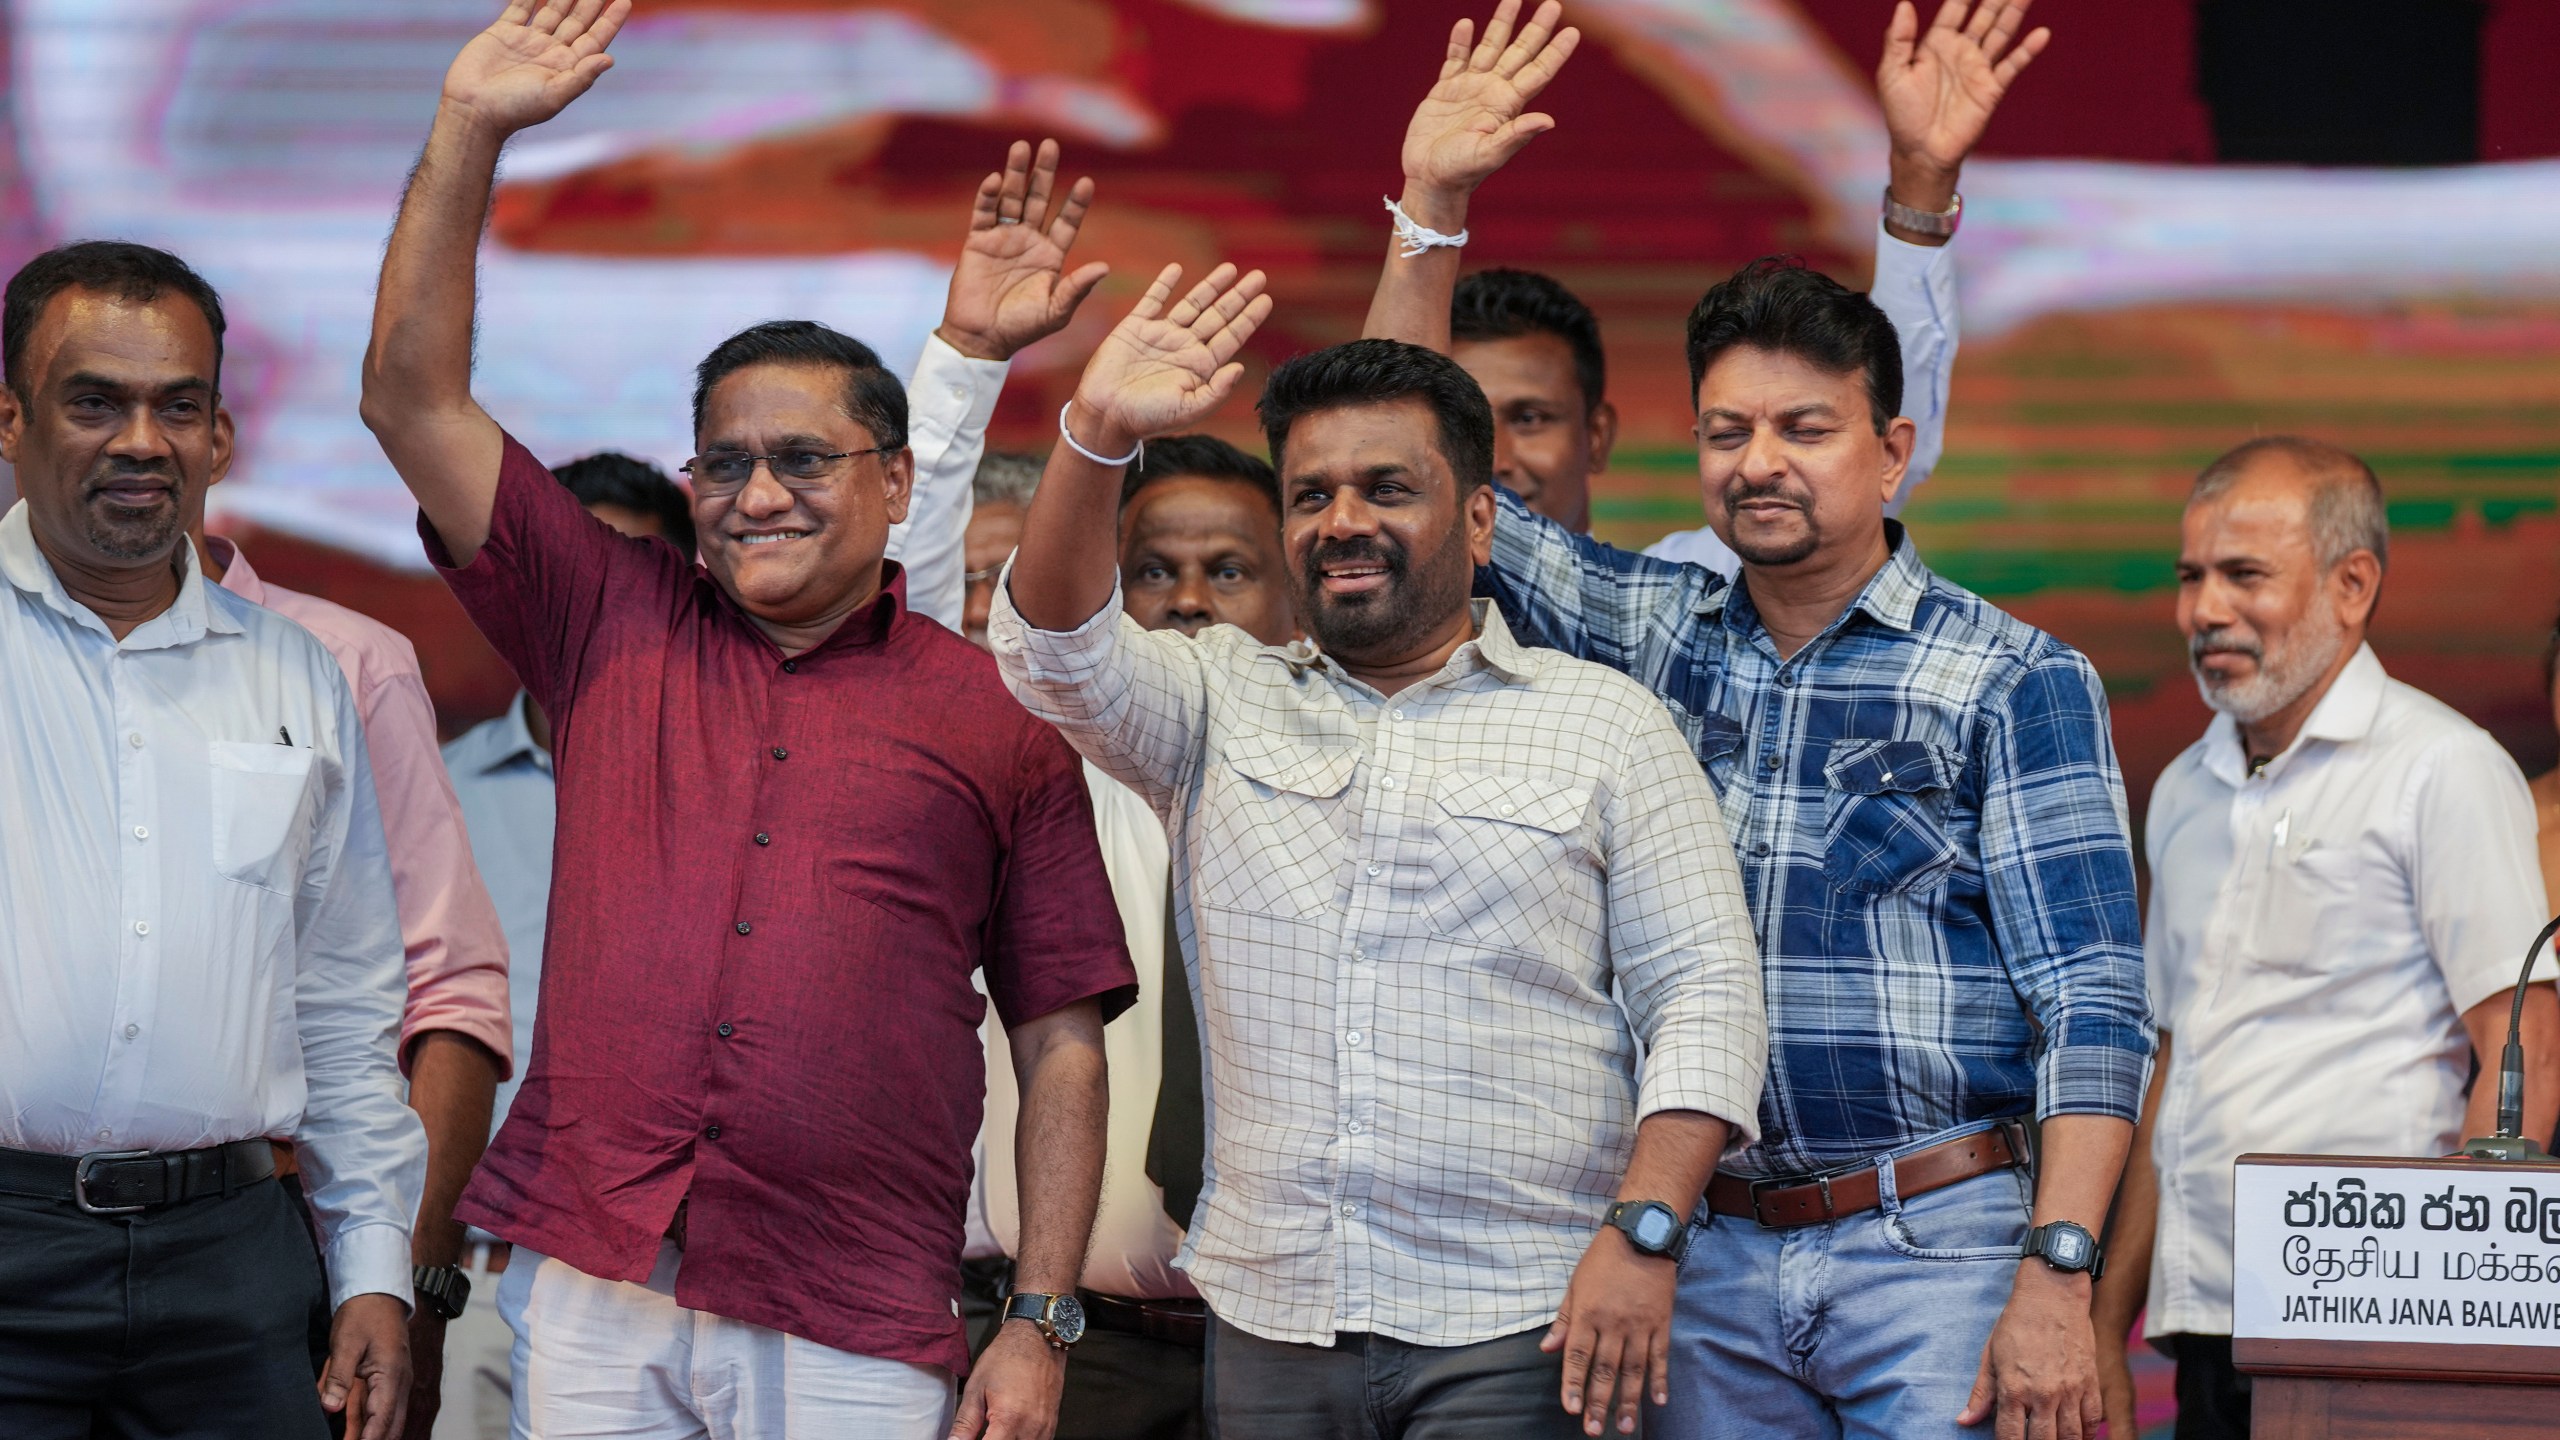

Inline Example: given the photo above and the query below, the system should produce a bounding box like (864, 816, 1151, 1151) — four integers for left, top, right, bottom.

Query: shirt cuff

(2035, 1040, 2151, 1124)
(1873, 217, 1955, 292)
(325, 1219, 416, 1314)
(909, 332, 1009, 436)
(1635, 1038, 1765, 1149)
(986, 560, 1124, 683)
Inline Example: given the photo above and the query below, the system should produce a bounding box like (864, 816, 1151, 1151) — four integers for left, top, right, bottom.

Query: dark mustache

(1303, 535, 1406, 587)
(84, 459, 179, 491)
(1721, 475, 1807, 510)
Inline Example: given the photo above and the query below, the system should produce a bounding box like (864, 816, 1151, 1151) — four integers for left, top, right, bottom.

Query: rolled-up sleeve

(886, 335, 1009, 633)
(291, 679, 429, 1310)
(984, 566, 1210, 815)
(1602, 695, 1766, 1144)
(1977, 648, 2155, 1122)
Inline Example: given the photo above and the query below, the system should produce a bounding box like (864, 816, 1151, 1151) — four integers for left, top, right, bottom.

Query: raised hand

(938, 139, 1112, 363)
(1400, 0, 1582, 201)
(441, 0, 631, 137)
(1067, 263, 1271, 455)
(1877, 0, 2049, 183)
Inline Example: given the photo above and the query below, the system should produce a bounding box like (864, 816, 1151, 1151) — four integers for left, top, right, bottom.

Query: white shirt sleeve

(886, 334, 1010, 632)
(984, 566, 1211, 816)
(289, 678, 429, 1311)
(2405, 730, 2559, 1016)
(1869, 223, 1959, 515)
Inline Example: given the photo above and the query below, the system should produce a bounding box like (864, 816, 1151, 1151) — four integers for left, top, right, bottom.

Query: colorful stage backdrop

(6, 0, 2560, 836)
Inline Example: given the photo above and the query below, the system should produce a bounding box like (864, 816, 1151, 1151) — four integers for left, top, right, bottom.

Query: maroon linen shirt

(434, 435, 1133, 1375)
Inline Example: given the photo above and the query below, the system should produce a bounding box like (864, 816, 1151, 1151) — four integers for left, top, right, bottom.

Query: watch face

(1048, 1292, 1087, 1345)
(2050, 1229, 2090, 1266)
(1633, 1207, 1678, 1250)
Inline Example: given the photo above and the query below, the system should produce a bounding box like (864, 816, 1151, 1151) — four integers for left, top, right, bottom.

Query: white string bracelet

(1384, 195, 1469, 259)
(1058, 401, 1143, 467)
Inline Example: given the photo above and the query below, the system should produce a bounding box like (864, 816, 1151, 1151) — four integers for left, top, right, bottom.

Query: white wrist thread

(1384, 195, 1469, 259)
(1058, 401, 1143, 468)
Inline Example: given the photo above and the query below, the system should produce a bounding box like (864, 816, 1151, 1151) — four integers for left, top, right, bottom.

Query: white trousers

(498, 1241, 956, 1440)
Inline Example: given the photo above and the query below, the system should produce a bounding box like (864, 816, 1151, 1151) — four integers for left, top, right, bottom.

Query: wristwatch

(1604, 1199, 1693, 1263)
(1001, 1290, 1087, 1350)
(1882, 186, 1962, 239)
(2021, 1221, 2105, 1278)
(413, 1263, 472, 1320)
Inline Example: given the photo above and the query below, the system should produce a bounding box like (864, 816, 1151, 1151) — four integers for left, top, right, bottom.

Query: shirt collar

(713, 559, 910, 659)
(451, 689, 553, 777)
(207, 534, 267, 606)
(2200, 642, 2387, 785)
(1698, 519, 1928, 636)
(1297, 599, 1537, 693)
(0, 499, 240, 645)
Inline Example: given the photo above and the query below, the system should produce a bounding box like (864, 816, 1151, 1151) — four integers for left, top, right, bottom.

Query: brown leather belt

(1077, 1290, 1207, 1348)
(1706, 1120, 2031, 1230)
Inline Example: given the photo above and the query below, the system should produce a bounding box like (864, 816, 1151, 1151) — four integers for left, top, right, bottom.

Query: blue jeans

(1660, 1163, 2032, 1439)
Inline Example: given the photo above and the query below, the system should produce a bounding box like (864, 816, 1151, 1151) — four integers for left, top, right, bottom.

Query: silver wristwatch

(1882, 187, 1961, 239)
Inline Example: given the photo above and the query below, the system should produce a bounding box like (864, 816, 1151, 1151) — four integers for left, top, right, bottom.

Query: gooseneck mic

(2459, 913, 2560, 1164)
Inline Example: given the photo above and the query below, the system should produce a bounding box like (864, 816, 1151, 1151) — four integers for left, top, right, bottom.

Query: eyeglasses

(681, 446, 893, 496)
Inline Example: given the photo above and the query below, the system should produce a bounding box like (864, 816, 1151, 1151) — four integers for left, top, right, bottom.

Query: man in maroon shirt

(359, 4, 1135, 1437)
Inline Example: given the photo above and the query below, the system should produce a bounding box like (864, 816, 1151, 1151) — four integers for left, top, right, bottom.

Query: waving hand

(1878, 0, 2049, 180)
(441, 0, 631, 136)
(1401, 0, 1582, 200)
(1069, 264, 1272, 455)
(938, 139, 1112, 363)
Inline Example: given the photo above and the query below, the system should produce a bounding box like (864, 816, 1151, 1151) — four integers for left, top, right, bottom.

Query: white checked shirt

(990, 583, 1765, 1346)
(2143, 644, 2553, 1337)
(0, 502, 424, 1308)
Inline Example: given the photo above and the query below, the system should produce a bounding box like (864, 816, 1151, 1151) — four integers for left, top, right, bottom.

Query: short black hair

(1120, 433, 1281, 518)
(1257, 339, 1495, 493)
(1451, 268, 1606, 412)
(1684, 256, 1900, 435)
(552, 451, 697, 561)
(4, 241, 228, 399)
(691, 320, 906, 450)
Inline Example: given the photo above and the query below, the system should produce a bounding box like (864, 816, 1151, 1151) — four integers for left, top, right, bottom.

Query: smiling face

(691, 361, 913, 637)
(1279, 397, 1492, 664)
(1693, 344, 1908, 570)
(2176, 457, 2375, 725)
(1451, 331, 1614, 532)
(0, 286, 232, 577)
(1118, 472, 1294, 645)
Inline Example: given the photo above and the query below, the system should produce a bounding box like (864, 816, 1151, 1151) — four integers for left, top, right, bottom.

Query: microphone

(2458, 913, 2560, 1164)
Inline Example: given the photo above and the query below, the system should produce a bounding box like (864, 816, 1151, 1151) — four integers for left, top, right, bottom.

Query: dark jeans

(2170, 1334, 2251, 1440)
(963, 1259, 1205, 1439)
(1205, 1315, 1580, 1440)
(0, 1176, 332, 1439)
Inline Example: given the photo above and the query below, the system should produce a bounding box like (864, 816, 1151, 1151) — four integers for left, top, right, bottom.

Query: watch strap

(2022, 1222, 2105, 1278)
(412, 1262, 471, 1320)
(1881, 187, 1962, 239)
(1604, 1199, 1693, 1263)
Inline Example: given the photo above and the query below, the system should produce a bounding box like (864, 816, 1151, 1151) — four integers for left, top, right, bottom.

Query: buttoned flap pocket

(207, 740, 320, 896)
(1426, 769, 1596, 949)
(1821, 738, 1960, 896)
(1691, 709, 1748, 794)
(1194, 732, 1359, 919)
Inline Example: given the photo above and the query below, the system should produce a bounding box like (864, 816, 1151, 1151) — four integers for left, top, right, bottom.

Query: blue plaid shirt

(1481, 492, 2153, 1176)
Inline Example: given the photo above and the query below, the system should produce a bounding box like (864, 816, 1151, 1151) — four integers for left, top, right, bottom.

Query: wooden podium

(2233, 1154, 2560, 1438)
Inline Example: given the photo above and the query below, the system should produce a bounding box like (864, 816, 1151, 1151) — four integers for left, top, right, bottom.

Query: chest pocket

(1195, 732, 1357, 918)
(207, 741, 319, 896)
(1426, 770, 1595, 949)
(1691, 709, 1747, 795)
(1821, 738, 1961, 895)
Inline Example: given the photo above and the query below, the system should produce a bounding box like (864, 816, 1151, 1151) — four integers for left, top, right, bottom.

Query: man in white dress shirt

(2091, 436, 2560, 1440)
(0, 241, 425, 1440)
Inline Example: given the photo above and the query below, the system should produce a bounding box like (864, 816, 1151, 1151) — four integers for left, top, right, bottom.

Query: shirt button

(1752, 841, 1771, 857)
(782, 660, 798, 674)
(704, 1124, 722, 1140)
(1498, 803, 1516, 816)
(948, 383, 967, 401)
(1777, 670, 1795, 688)
(734, 921, 752, 935)
(97, 1129, 112, 1141)
(716, 1022, 735, 1038)
(133, 920, 150, 936)
(771, 746, 788, 761)
(755, 832, 771, 846)
(1390, 709, 1405, 722)
(1763, 754, 1781, 772)
(1344, 1030, 1364, 1048)
(123, 1023, 139, 1040)
(1380, 775, 1398, 790)
(128, 733, 144, 748)
(1346, 1121, 1364, 1135)
(1366, 864, 1382, 878)
(132, 826, 148, 840)
(1339, 1202, 1358, 1218)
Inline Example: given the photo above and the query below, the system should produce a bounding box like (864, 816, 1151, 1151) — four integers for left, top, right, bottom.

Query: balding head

(2189, 435, 2388, 573)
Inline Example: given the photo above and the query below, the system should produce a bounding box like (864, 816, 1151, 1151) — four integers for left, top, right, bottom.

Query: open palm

(1076, 264, 1271, 445)
(1877, 0, 2048, 173)
(1400, 0, 1581, 195)
(941, 139, 1110, 362)
(442, 0, 630, 136)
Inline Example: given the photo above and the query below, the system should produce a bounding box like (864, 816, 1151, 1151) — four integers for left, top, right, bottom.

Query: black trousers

(0, 1176, 332, 1440)
(2170, 1333, 2252, 1440)
(962, 1260, 1205, 1439)
(1206, 1316, 1580, 1440)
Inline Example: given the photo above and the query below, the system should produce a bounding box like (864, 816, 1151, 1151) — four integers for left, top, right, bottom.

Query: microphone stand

(2459, 913, 2560, 1164)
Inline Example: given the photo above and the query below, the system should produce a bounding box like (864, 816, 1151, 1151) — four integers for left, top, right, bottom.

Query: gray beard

(2191, 607, 2347, 725)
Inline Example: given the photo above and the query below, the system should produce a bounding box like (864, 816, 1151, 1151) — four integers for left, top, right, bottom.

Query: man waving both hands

(990, 253, 1766, 1435)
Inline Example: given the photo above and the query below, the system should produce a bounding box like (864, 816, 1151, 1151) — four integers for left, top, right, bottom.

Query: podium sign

(2235, 1157, 2560, 1346)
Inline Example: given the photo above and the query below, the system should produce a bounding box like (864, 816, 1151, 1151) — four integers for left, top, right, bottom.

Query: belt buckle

(73, 1150, 156, 1215)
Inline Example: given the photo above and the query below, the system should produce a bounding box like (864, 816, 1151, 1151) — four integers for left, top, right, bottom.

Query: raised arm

(359, 0, 628, 566)
(892, 139, 1110, 629)
(1361, 0, 1579, 350)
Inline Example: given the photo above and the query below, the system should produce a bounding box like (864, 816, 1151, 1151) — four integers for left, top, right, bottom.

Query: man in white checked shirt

(990, 256, 1766, 1440)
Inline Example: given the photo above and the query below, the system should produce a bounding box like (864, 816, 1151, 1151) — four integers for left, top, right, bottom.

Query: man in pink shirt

(190, 523, 513, 1438)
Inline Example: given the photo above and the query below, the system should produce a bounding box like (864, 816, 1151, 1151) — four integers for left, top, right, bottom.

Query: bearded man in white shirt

(0, 241, 424, 1440)
(2091, 435, 2560, 1440)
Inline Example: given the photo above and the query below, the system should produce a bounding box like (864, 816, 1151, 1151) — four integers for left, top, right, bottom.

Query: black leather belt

(0, 1139, 277, 1215)
(1077, 1290, 1207, 1348)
